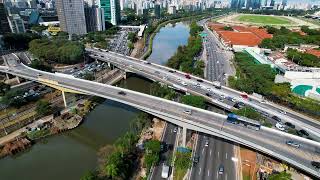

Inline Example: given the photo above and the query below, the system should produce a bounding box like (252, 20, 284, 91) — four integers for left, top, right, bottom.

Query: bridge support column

(107, 62, 111, 68)
(123, 71, 126, 80)
(5, 73, 9, 80)
(182, 126, 187, 147)
(16, 76, 20, 84)
(61, 90, 67, 107)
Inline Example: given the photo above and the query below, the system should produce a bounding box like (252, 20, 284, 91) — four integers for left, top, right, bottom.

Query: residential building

(154, 4, 160, 19)
(56, 0, 87, 35)
(0, 2, 11, 34)
(8, 14, 26, 33)
(168, 5, 176, 14)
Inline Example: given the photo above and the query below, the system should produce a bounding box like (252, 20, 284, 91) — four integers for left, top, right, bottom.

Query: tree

(0, 82, 10, 96)
(128, 42, 134, 50)
(83, 72, 95, 80)
(268, 171, 292, 180)
(36, 100, 52, 116)
(150, 83, 176, 100)
(223, 26, 233, 31)
(80, 171, 97, 180)
(233, 107, 263, 122)
(128, 32, 137, 43)
(1, 90, 27, 108)
(181, 95, 205, 109)
(3, 33, 40, 50)
(145, 140, 161, 154)
(174, 151, 192, 170)
(30, 59, 52, 72)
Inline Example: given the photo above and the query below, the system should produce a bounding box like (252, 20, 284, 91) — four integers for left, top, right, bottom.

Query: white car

(183, 109, 192, 115)
(177, 78, 181, 82)
(276, 122, 285, 131)
(220, 94, 225, 98)
(205, 141, 209, 147)
(181, 81, 187, 86)
(207, 88, 212, 92)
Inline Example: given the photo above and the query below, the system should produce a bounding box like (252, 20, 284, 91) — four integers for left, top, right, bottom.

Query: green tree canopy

(36, 100, 52, 116)
(268, 171, 292, 180)
(181, 95, 206, 109)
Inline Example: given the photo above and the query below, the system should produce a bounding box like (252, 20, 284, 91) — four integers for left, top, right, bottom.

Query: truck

(161, 164, 170, 178)
(213, 81, 221, 89)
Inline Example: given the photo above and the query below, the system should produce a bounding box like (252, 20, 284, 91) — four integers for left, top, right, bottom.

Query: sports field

(236, 14, 292, 25)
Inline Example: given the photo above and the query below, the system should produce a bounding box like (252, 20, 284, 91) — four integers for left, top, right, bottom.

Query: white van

(161, 164, 170, 178)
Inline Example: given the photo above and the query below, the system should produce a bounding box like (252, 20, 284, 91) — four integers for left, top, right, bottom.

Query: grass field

(237, 14, 292, 25)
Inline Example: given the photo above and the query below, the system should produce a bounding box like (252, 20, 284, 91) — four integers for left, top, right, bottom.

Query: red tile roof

(208, 23, 272, 47)
(306, 49, 320, 58)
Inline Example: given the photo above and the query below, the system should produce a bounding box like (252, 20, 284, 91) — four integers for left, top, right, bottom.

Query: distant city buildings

(168, 5, 176, 14)
(0, 2, 11, 34)
(84, 4, 106, 32)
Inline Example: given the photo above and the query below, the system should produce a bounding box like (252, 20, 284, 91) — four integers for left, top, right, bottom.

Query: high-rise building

(0, 2, 11, 34)
(56, 0, 87, 35)
(110, 0, 120, 25)
(281, 0, 287, 9)
(8, 14, 25, 33)
(270, 0, 275, 6)
(85, 5, 105, 32)
(154, 4, 160, 19)
(168, 5, 176, 14)
(231, 0, 245, 9)
(100, 0, 120, 25)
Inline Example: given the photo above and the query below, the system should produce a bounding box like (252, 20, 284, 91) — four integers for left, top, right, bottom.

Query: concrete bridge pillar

(62, 90, 67, 107)
(123, 71, 127, 80)
(182, 126, 187, 147)
(16, 76, 20, 84)
(107, 62, 111, 68)
(5, 73, 9, 80)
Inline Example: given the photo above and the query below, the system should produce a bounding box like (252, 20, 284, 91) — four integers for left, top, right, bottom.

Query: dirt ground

(130, 39, 145, 58)
(240, 148, 257, 180)
(152, 118, 165, 140)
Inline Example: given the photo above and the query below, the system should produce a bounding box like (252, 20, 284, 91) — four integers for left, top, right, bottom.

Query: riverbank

(141, 14, 212, 60)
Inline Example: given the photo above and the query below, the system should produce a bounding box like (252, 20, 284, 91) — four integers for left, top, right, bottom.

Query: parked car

(276, 122, 285, 131)
(205, 141, 209, 147)
(272, 116, 281, 122)
(196, 79, 203, 83)
(284, 122, 295, 129)
(185, 74, 191, 79)
(168, 70, 175, 73)
(298, 129, 309, 136)
(279, 110, 287, 115)
(205, 93, 212, 97)
(286, 140, 300, 148)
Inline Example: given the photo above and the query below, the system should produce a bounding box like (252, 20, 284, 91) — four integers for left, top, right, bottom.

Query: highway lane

(151, 123, 177, 180)
(86, 48, 320, 140)
(190, 134, 236, 180)
(2, 58, 320, 177)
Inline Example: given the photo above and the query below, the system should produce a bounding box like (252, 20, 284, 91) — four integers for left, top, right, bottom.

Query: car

(37, 73, 42, 76)
(144, 61, 151, 64)
(160, 142, 167, 152)
(193, 155, 200, 164)
(185, 74, 191, 79)
(205, 93, 212, 97)
(181, 81, 187, 86)
(220, 94, 225, 98)
(183, 109, 192, 115)
(177, 78, 181, 82)
(168, 70, 175, 73)
(284, 122, 295, 129)
(207, 88, 212, 92)
(196, 79, 203, 83)
(279, 110, 287, 115)
(205, 141, 209, 147)
(275, 122, 285, 131)
(173, 127, 178, 133)
(299, 129, 309, 136)
(154, 71, 160, 74)
(218, 165, 224, 175)
(311, 161, 320, 169)
(118, 91, 126, 95)
(272, 116, 281, 122)
(286, 140, 300, 148)
(161, 164, 170, 178)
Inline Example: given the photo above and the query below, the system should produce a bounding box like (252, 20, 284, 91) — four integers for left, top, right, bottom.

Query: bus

(227, 113, 261, 130)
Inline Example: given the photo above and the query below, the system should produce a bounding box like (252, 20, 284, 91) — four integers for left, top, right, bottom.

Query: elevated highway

(1, 54, 320, 177)
(85, 48, 320, 141)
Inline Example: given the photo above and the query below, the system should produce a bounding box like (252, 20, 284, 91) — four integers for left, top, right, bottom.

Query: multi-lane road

(2, 54, 320, 178)
(86, 47, 320, 141)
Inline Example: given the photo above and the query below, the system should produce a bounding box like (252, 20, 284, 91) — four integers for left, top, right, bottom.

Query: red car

(240, 93, 248, 99)
(185, 74, 191, 79)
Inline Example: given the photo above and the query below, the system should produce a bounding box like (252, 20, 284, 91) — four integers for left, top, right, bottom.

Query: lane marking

(225, 173, 228, 180)
(226, 153, 228, 159)
(218, 151, 220, 157)
(210, 149, 212, 156)
(208, 170, 210, 177)
(199, 167, 202, 175)
(202, 148, 205, 154)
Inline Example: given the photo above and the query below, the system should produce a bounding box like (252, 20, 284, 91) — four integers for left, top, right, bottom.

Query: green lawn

(237, 15, 292, 25)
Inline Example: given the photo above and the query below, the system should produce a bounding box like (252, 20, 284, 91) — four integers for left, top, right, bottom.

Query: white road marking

(226, 153, 228, 159)
(216, 172, 219, 179)
(218, 151, 220, 157)
(202, 148, 205, 154)
(208, 170, 210, 176)
(225, 173, 228, 180)
(199, 167, 202, 175)
(210, 149, 212, 156)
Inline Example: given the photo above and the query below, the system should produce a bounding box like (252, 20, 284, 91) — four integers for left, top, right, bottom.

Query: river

(147, 22, 190, 65)
(0, 22, 191, 180)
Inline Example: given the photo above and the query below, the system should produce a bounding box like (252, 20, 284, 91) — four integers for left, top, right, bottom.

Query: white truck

(213, 81, 221, 89)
